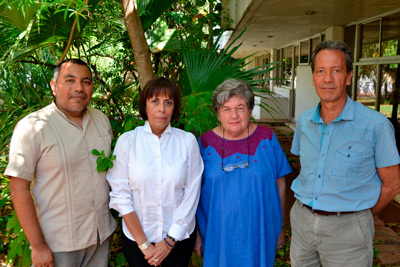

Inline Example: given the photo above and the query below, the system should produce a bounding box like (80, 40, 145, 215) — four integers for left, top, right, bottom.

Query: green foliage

(373, 246, 379, 258)
(92, 149, 116, 173)
(1, 0, 100, 65)
(5, 211, 31, 266)
(191, 252, 203, 266)
(138, 0, 178, 31)
(178, 27, 281, 136)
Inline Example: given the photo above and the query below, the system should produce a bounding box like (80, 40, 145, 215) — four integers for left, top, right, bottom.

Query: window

(283, 46, 293, 86)
(311, 37, 320, 55)
(361, 20, 380, 58)
(346, 11, 400, 117)
(382, 12, 400, 57)
(300, 40, 309, 64)
(294, 45, 299, 87)
(357, 65, 378, 107)
(380, 64, 399, 116)
(344, 25, 356, 56)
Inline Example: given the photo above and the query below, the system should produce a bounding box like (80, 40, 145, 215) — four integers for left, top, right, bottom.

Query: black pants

(121, 227, 196, 267)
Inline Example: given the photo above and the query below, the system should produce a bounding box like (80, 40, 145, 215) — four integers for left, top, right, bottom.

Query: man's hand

(31, 243, 54, 267)
(372, 165, 400, 214)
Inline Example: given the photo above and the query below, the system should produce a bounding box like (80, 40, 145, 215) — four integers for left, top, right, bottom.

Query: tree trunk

(120, 0, 154, 87)
(207, 0, 213, 50)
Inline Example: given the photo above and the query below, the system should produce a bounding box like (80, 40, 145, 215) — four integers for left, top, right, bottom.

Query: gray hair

(212, 78, 255, 113)
(311, 40, 353, 73)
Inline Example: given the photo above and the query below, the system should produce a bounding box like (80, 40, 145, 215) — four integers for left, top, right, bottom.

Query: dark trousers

(121, 227, 196, 267)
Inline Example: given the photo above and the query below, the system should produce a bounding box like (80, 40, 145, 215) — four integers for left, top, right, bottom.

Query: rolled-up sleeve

(168, 133, 204, 240)
(106, 133, 135, 216)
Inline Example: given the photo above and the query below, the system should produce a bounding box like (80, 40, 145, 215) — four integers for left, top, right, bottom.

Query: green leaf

(92, 149, 101, 156)
(6, 211, 19, 229)
(97, 159, 109, 173)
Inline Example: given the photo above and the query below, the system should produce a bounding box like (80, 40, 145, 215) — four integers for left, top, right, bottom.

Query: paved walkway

(374, 216, 400, 265)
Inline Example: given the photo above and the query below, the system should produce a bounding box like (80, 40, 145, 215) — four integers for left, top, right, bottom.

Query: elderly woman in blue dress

(107, 77, 204, 267)
(195, 78, 292, 267)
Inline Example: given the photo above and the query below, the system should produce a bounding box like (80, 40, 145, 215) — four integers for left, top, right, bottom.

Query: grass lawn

(357, 97, 400, 117)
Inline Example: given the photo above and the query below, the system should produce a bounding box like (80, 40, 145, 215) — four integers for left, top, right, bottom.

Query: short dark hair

(53, 59, 92, 81)
(311, 40, 353, 73)
(139, 77, 181, 122)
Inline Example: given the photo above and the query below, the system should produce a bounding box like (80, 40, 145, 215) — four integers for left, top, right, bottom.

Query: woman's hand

(194, 228, 203, 257)
(276, 230, 285, 250)
(145, 240, 173, 266)
(142, 244, 157, 264)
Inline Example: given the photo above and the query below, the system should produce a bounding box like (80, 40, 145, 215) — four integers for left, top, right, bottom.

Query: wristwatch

(138, 240, 150, 251)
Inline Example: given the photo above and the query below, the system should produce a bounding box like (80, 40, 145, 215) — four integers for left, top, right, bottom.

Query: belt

(302, 204, 356, 216)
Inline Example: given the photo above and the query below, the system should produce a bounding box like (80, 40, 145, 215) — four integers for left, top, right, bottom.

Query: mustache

(69, 92, 87, 98)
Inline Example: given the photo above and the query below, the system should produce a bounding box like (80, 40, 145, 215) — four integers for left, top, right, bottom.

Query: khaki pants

(290, 200, 374, 267)
(52, 236, 110, 267)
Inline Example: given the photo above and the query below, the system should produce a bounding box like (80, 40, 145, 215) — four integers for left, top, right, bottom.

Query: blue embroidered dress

(197, 125, 292, 267)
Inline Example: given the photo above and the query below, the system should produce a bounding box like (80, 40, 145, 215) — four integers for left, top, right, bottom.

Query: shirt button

(318, 175, 321, 178)
(347, 154, 350, 157)
(348, 146, 351, 149)
(315, 197, 318, 200)
(158, 187, 161, 191)
(321, 154, 325, 157)
(157, 154, 160, 158)
(159, 220, 162, 223)
(158, 204, 161, 207)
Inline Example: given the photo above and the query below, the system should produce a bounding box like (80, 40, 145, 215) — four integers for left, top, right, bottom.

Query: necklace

(221, 125, 250, 173)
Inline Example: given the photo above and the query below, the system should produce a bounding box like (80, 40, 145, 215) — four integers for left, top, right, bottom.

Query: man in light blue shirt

(290, 40, 400, 267)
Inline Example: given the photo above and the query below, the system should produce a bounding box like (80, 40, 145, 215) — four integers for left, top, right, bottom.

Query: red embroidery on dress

(200, 125, 273, 159)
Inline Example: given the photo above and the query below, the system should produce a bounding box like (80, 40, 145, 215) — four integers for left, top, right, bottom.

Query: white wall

(294, 65, 320, 121)
(253, 93, 290, 120)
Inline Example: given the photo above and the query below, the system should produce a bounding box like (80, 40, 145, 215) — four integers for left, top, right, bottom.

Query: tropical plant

(0, 0, 282, 265)
(178, 28, 282, 136)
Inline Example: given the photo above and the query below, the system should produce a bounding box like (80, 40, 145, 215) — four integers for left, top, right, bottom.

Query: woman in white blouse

(107, 77, 204, 267)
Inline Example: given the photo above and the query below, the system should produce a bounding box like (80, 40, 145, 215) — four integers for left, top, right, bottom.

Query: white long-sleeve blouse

(106, 121, 204, 242)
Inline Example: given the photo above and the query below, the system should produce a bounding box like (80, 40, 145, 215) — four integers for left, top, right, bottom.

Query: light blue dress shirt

(291, 96, 400, 211)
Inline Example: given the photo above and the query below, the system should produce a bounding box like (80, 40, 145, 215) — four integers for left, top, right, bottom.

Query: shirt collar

(51, 101, 89, 128)
(144, 120, 172, 136)
(311, 95, 354, 124)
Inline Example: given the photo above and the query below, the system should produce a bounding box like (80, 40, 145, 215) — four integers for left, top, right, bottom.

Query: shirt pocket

(332, 146, 363, 177)
(92, 134, 112, 156)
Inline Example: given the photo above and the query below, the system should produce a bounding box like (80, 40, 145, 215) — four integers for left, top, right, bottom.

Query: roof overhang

(221, 0, 400, 58)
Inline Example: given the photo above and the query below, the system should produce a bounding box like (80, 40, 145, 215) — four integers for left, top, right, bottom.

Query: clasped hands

(143, 240, 173, 266)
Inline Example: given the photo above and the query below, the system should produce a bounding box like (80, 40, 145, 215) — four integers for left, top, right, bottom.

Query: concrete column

(325, 26, 344, 41)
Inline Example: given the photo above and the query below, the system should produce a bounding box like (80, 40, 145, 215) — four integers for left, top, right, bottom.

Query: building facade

(221, 0, 400, 122)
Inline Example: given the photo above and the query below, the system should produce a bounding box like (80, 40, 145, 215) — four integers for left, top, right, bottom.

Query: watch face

(139, 240, 150, 250)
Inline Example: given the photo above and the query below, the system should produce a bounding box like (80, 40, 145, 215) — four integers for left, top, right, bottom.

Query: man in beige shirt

(5, 59, 117, 267)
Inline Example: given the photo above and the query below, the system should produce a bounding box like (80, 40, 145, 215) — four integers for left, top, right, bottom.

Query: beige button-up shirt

(5, 102, 117, 252)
